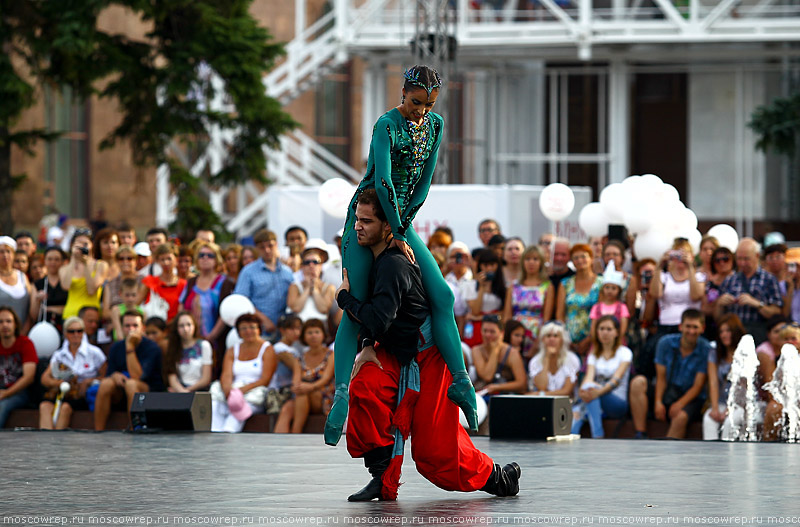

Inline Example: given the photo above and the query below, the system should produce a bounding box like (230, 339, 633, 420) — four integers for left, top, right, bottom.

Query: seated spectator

(571, 315, 632, 438)
(176, 245, 196, 281)
(32, 246, 68, 331)
(94, 311, 164, 430)
(503, 244, 552, 358)
(629, 309, 709, 439)
(287, 240, 335, 323)
(556, 243, 602, 357)
(13, 249, 29, 276)
(140, 243, 186, 322)
(179, 242, 234, 347)
(234, 229, 294, 339)
(501, 237, 524, 286)
(650, 239, 704, 344)
(27, 253, 45, 283)
(471, 315, 527, 399)
(210, 313, 277, 433)
(763, 243, 793, 319)
(282, 225, 308, 273)
(93, 228, 120, 282)
(702, 246, 736, 342)
(290, 319, 334, 433)
(504, 319, 527, 364)
(14, 231, 37, 259)
(38, 317, 106, 429)
(464, 250, 506, 347)
(527, 321, 580, 397)
(270, 315, 303, 433)
(0, 237, 34, 331)
(589, 262, 630, 342)
(756, 315, 789, 364)
(716, 238, 782, 345)
(60, 228, 108, 320)
(240, 245, 258, 268)
(0, 306, 37, 428)
(703, 314, 747, 440)
(222, 244, 243, 283)
(79, 306, 101, 346)
(164, 312, 212, 393)
(762, 322, 800, 441)
(144, 316, 169, 352)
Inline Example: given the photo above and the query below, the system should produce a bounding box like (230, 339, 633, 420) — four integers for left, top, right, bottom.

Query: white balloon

(459, 394, 488, 429)
(318, 178, 355, 219)
(539, 183, 576, 221)
(219, 294, 256, 326)
(225, 328, 242, 349)
(677, 207, 698, 232)
(623, 200, 654, 235)
(579, 203, 610, 238)
(687, 229, 702, 254)
(29, 321, 61, 359)
(621, 176, 648, 202)
(639, 174, 663, 190)
(707, 224, 740, 252)
(634, 228, 674, 261)
(599, 183, 626, 223)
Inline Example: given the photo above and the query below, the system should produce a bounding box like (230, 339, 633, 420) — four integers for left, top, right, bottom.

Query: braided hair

(403, 65, 442, 96)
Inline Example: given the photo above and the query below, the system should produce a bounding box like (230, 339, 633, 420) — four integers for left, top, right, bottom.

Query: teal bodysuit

(325, 109, 478, 445)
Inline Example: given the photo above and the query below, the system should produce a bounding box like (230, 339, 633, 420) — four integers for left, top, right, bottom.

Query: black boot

(348, 446, 392, 502)
(481, 462, 521, 497)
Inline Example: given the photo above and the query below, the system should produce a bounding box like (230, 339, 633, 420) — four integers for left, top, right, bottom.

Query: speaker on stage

(130, 392, 211, 431)
(489, 395, 572, 439)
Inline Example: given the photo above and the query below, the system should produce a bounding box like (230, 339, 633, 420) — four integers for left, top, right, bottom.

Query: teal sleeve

(372, 120, 408, 243)
(401, 115, 442, 226)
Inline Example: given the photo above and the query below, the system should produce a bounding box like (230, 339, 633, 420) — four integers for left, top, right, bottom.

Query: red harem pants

(346, 344, 494, 492)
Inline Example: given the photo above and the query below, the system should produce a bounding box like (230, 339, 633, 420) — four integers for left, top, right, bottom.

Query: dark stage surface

(2, 431, 798, 526)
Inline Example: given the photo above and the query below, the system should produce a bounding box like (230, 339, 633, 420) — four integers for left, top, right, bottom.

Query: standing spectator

(222, 244, 243, 283)
(427, 230, 453, 263)
(27, 253, 45, 283)
(477, 219, 501, 249)
(702, 246, 736, 342)
(176, 245, 196, 281)
(31, 247, 68, 330)
(502, 237, 524, 286)
(134, 242, 152, 273)
(194, 229, 215, 245)
(164, 312, 212, 393)
(287, 241, 335, 323)
(240, 245, 258, 268)
(650, 239, 704, 341)
(589, 262, 630, 341)
(629, 309, 709, 439)
(548, 237, 574, 302)
(116, 222, 137, 248)
(538, 232, 554, 268)
(110, 278, 143, 341)
(488, 234, 506, 262)
(703, 314, 746, 440)
(94, 311, 164, 430)
(79, 306, 100, 346)
(445, 242, 473, 335)
(527, 321, 580, 397)
(140, 243, 186, 322)
(60, 229, 107, 320)
(0, 237, 35, 330)
(13, 250, 29, 276)
(589, 236, 606, 274)
(211, 313, 277, 433)
(38, 317, 106, 429)
(464, 250, 506, 347)
(696, 236, 719, 282)
(321, 230, 344, 289)
(571, 315, 632, 438)
(143, 227, 168, 277)
(471, 315, 527, 398)
(763, 244, 793, 319)
(556, 244, 602, 357)
(234, 229, 294, 338)
(602, 240, 630, 294)
(93, 228, 120, 282)
(716, 238, 783, 345)
(179, 241, 234, 351)
(0, 307, 37, 428)
(102, 245, 141, 317)
(14, 231, 37, 259)
(503, 245, 552, 357)
(282, 226, 308, 273)
(290, 319, 335, 434)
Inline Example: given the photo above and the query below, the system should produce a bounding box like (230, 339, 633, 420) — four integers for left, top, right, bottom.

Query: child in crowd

(269, 315, 303, 433)
(110, 278, 143, 341)
(589, 262, 630, 345)
(144, 316, 168, 352)
(164, 312, 213, 393)
(291, 319, 334, 434)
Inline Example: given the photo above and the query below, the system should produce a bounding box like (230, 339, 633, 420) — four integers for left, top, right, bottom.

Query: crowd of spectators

(1, 218, 800, 441)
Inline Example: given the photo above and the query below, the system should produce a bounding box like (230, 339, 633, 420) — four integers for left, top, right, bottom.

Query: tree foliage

(748, 92, 800, 157)
(1, 0, 296, 237)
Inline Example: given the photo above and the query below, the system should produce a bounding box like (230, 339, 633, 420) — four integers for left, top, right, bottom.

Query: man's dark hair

(284, 226, 308, 241)
(14, 231, 34, 242)
(146, 227, 168, 239)
(0, 306, 21, 337)
(144, 316, 166, 329)
(356, 189, 387, 223)
(122, 310, 145, 324)
(117, 221, 134, 232)
(680, 308, 704, 324)
(78, 306, 100, 318)
(764, 243, 788, 257)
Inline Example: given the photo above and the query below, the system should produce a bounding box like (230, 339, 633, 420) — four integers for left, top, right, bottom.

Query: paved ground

(1, 431, 797, 526)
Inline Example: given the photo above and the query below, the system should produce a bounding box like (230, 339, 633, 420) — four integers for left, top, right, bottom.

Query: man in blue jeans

(629, 309, 709, 439)
(0, 307, 37, 428)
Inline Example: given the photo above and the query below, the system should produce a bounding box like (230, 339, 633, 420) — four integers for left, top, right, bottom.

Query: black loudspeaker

(489, 395, 572, 439)
(130, 392, 211, 431)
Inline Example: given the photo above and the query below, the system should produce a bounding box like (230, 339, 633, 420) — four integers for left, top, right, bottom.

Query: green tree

(1, 0, 296, 238)
(748, 92, 800, 157)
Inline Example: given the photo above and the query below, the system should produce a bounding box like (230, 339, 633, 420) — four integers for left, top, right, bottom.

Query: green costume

(324, 108, 479, 446)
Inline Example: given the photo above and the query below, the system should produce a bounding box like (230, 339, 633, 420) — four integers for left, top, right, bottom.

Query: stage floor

(1, 431, 797, 526)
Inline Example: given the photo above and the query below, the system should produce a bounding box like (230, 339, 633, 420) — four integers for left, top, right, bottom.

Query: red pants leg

(410, 346, 494, 492)
(346, 349, 400, 458)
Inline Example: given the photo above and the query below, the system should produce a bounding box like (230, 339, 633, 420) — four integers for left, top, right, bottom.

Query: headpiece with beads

(403, 65, 442, 96)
